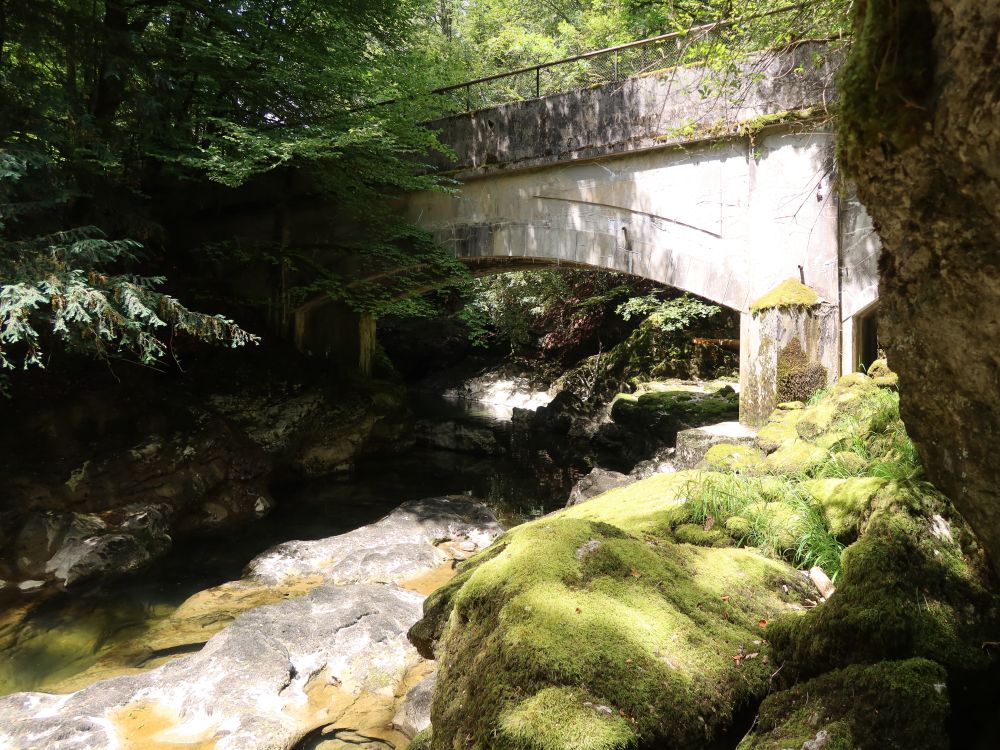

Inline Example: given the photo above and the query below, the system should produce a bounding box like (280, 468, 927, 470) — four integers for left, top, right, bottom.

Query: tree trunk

(839, 0, 1000, 577)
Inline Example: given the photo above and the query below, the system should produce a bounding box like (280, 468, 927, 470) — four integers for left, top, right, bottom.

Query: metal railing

(430, 3, 823, 112)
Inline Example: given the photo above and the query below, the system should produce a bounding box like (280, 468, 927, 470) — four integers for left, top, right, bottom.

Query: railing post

(536, 67, 541, 98)
(465, 83, 470, 112)
(613, 50, 619, 81)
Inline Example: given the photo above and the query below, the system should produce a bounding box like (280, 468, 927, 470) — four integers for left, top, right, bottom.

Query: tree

(836, 0, 1000, 576)
(0, 0, 455, 370)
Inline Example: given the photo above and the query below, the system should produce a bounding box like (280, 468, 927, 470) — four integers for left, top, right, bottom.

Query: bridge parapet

(426, 41, 841, 177)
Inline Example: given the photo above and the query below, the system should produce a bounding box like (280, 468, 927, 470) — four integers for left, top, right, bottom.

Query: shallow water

(0, 434, 554, 696)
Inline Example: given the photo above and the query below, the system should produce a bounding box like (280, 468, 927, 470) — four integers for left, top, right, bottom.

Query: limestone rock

(0, 583, 424, 750)
(566, 468, 629, 506)
(393, 671, 435, 738)
(0, 495, 504, 749)
(247, 496, 503, 586)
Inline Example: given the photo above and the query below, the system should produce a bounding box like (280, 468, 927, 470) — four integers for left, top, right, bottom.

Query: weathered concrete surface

(423, 42, 840, 176)
(406, 129, 843, 316)
(740, 300, 840, 427)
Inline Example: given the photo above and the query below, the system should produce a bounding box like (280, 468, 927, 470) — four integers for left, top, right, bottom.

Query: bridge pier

(739, 281, 840, 427)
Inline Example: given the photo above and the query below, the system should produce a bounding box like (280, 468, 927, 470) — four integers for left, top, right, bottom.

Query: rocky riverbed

(0, 496, 503, 750)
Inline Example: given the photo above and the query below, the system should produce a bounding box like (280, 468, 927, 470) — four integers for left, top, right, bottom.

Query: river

(0, 393, 557, 696)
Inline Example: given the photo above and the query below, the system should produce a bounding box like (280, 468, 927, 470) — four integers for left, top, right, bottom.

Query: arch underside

(458, 254, 742, 311)
(440, 220, 749, 312)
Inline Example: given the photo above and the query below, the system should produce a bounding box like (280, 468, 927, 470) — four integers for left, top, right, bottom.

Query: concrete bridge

(401, 41, 882, 424)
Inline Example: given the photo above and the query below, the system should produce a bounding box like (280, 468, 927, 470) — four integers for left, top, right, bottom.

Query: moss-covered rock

(867, 357, 899, 389)
(610, 385, 738, 442)
(411, 480, 813, 750)
(755, 408, 808, 454)
(764, 441, 829, 475)
(701, 443, 767, 473)
(672, 522, 730, 547)
(801, 477, 887, 538)
(769, 481, 999, 677)
(738, 658, 950, 750)
(408, 727, 433, 750)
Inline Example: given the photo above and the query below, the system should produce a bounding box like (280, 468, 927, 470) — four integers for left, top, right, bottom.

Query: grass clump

(738, 658, 950, 750)
(678, 473, 845, 579)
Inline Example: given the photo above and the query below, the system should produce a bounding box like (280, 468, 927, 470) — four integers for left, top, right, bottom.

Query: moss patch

(769, 482, 999, 677)
(775, 338, 828, 404)
(837, 0, 935, 176)
(801, 477, 887, 538)
(739, 658, 950, 750)
(414, 504, 811, 749)
(749, 279, 819, 314)
(702, 443, 767, 473)
(765, 441, 829, 475)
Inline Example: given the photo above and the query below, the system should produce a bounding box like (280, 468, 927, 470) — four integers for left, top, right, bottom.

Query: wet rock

(413, 419, 507, 455)
(13, 512, 71, 577)
(566, 468, 629, 506)
(627, 446, 677, 480)
(393, 671, 435, 738)
(209, 382, 412, 476)
(247, 496, 503, 586)
(38, 504, 172, 588)
(674, 421, 757, 469)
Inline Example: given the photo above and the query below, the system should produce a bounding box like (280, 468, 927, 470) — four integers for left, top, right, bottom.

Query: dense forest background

(0, 0, 849, 379)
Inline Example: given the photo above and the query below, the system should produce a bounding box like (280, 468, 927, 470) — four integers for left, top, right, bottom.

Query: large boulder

(409, 475, 815, 750)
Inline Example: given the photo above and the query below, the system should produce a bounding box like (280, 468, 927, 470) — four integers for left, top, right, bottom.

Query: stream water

(0, 396, 557, 697)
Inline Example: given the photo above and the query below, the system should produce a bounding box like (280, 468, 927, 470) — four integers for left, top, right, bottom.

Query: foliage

(0, 153, 257, 369)
(616, 292, 722, 332)
(421, 0, 854, 107)
(456, 269, 638, 356)
(0, 0, 465, 368)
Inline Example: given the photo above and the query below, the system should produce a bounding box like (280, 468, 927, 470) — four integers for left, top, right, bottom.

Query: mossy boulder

(672, 522, 730, 547)
(755, 408, 805, 453)
(801, 477, 887, 538)
(610, 385, 738, 442)
(867, 357, 899, 389)
(764, 441, 829, 475)
(738, 658, 950, 750)
(769, 481, 999, 677)
(410, 474, 814, 750)
(701, 443, 767, 473)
